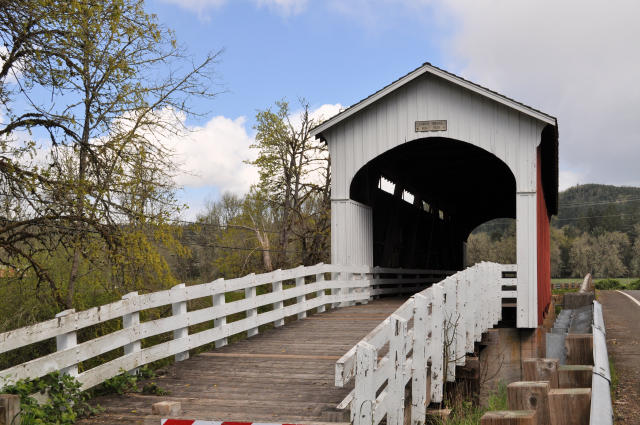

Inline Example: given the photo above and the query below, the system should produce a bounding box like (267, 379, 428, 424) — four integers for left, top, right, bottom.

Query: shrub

(595, 279, 623, 290)
(627, 279, 640, 290)
(1, 372, 99, 425)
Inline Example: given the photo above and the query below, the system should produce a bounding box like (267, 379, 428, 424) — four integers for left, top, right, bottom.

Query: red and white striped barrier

(161, 421, 302, 425)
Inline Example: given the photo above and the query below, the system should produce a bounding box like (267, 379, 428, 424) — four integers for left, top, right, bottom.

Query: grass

(609, 359, 619, 402)
(435, 382, 508, 425)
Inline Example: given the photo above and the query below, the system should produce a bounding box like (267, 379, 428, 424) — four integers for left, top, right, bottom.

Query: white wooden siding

(331, 199, 373, 267)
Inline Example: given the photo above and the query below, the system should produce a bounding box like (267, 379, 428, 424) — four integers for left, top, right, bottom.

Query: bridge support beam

(516, 192, 537, 328)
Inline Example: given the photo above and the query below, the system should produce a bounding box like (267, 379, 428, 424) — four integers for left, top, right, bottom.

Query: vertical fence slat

(172, 283, 189, 362)
(388, 314, 407, 425)
(430, 284, 444, 403)
(55, 309, 78, 377)
(455, 277, 466, 366)
(340, 271, 354, 307)
(212, 278, 227, 348)
(444, 281, 457, 382)
(272, 278, 285, 327)
(246, 273, 258, 337)
(316, 269, 326, 313)
(122, 292, 140, 374)
(296, 271, 307, 319)
(412, 293, 429, 425)
(352, 341, 376, 425)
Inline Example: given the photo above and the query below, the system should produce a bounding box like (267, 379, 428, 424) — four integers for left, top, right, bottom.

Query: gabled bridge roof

(311, 61, 557, 141)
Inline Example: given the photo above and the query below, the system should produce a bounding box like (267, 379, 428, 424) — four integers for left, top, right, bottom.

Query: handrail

(336, 262, 512, 425)
(0, 264, 452, 390)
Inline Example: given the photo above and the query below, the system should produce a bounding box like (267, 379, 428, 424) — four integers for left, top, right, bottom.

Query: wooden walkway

(79, 298, 406, 425)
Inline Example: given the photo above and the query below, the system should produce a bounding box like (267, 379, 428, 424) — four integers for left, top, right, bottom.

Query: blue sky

(141, 0, 640, 219)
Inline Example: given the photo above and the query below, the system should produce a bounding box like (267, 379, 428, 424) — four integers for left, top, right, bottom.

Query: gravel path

(599, 290, 640, 425)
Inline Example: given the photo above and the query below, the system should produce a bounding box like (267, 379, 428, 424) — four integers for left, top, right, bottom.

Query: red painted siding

(537, 147, 551, 324)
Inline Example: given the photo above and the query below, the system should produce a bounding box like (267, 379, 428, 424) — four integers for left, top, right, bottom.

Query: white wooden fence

(336, 262, 513, 425)
(0, 264, 453, 391)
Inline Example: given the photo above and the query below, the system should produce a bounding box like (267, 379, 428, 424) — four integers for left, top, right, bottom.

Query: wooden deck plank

(78, 298, 407, 424)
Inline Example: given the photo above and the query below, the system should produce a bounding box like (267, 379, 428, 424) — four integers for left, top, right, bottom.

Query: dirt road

(599, 290, 640, 424)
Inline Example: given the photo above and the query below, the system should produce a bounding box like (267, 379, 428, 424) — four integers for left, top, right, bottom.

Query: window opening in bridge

(378, 176, 395, 195)
(422, 201, 430, 213)
(439, 209, 444, 220)
(402, 190, 414, 204)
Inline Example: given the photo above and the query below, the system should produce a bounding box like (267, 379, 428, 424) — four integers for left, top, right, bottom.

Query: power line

(559, 197, 640, 208)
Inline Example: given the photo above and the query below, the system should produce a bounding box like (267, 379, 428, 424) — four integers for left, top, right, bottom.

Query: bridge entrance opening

(349, 137, 516, 271)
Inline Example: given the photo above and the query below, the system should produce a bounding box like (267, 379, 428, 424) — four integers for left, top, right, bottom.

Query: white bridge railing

(0, 264, 455, 390)
(336, 262, 514, 425)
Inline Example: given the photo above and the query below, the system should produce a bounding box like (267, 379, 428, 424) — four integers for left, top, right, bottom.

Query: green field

(552, 277, 639, 286)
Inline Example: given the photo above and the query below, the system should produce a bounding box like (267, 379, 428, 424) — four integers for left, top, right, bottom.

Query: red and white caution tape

(161, 421, 302, 425)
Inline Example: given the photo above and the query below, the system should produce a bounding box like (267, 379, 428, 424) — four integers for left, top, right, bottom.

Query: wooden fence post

(296, 271, 307, 319)
(172, 283, 189, 362)
(387, 314, 407, 425)
(0, 394, 21, 425)
(507, 381, 550, 425)
(272, 270, 285, 327)
(246, 274, 258, 337)
(352, 341, 376, 425)
(430, 284, 445, 403)
(455, 277, 466, 367)
(548, 388, 591, 425)
(444, 281, 457, 382)
(212, 278, 227, 347)
(122, 292, 140, 374)
(412, 293, 429, 425)
(316, 267, 326, 313)
(55, 309, 78, 377)
(340, 271, 354, 307)
(522, 358, 559, 388)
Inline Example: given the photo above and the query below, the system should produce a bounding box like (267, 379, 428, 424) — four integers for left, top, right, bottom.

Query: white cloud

(159, 0, 308, 17)
(438, 0, 640, 187)
(167, 115, 259, 193)
(559, 170, 585, 192)
(253, 0, 308, 16)
(159, 0, 226, 15)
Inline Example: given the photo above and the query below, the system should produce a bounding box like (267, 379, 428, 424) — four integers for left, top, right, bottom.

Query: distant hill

(555, 184, 640, 235)
(474, 183, 640, 236)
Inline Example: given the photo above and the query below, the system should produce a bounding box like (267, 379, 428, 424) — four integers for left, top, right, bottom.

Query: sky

(143, 0, 640, 219)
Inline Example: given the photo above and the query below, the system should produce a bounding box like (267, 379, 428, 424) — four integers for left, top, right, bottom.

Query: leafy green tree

(0, 0, 220, 309)
(249, 99, 331, 268)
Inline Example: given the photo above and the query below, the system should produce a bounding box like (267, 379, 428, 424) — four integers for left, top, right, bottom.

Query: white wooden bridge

(0, 262, 516, 424)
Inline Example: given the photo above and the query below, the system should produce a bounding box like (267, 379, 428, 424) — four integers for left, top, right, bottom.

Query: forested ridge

(468, 184, 640, 278)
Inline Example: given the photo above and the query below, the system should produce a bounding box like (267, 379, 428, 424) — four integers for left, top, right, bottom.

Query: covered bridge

(311, 63, 559, 328)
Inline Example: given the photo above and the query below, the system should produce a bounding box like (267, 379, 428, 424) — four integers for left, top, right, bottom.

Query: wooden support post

(212, 278, 228, 347)
(558, 365, 593, 389)
(246, 274, 258, 337)
(316, 271, 326, 313)
(455, 277, 466, 366)
(171, 283, 189, 362)
(0, 394, 21, 425)
(565, 334, 593, 365)
(359, 272, 369, 305)
(352, 342, 376, 425)
(507, 381, 551, 425)
(122, 292, 140, 374)
(55, 309, 78, 377)
(388, 314, 407, 425)
(412, 293, 429, 425)
(480, 411, 537, 425)
(548, 388, 591, 425)
(522, 358, 559, 388)
(296, 274, 307, 319)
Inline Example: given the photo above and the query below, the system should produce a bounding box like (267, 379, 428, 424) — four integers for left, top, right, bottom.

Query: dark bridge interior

(349, 138, 516, 270)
